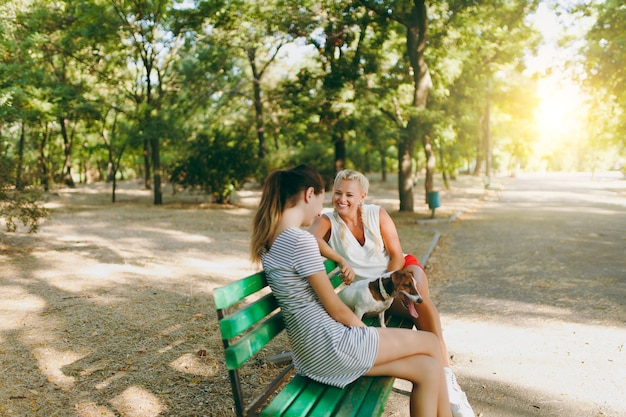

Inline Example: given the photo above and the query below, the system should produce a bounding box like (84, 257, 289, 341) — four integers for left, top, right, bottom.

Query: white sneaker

(445, 367, 476, 417)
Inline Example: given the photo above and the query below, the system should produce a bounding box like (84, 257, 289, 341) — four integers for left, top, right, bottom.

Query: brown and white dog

(338, 269, 423, 327)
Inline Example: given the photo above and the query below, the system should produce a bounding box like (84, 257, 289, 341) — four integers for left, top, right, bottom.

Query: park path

(384, 172, 625, 417)
(1, 172, 622, 416)
(429, 172, 626, 417)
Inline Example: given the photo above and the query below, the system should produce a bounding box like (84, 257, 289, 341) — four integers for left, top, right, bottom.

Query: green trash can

(427, 191, 440, 218)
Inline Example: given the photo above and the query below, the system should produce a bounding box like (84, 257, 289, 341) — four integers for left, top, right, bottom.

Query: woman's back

(262, 227, 379, 388)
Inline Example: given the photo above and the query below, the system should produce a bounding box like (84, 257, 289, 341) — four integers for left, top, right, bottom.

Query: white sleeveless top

(326, 204, 390, 281)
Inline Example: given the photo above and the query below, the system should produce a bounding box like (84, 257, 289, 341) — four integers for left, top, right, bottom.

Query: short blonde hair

(333, 169, 369, 194)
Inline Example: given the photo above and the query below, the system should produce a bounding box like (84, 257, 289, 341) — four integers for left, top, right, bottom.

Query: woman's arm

(308, 270, 365, 327)
(379, 207, 405, 272)
(310, 215, 355, 283)
(309, 215, 332, 242)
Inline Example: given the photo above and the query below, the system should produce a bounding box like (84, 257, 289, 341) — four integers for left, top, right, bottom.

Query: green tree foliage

(582, 0, 626, 149)
(428, 0, 540, 176)
(0, 155, 48, 232)
(2, 0, 615, 224)
(170, 130, 258, 204)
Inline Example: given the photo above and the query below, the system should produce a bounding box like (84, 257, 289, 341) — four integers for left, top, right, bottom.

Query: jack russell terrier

(337, 269, 423, 327)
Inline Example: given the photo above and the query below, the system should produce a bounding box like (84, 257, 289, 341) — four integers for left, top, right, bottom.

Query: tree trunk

(424, 135, 435, 200)
(145, 104, 162, 205)
(401, 0, 432, 211)
(438, 145, 449, 189)
(473, 137, 483, 176)
(59, 116, 75, 188)
(380, 148, 387, 182)
(398, 135, 415, 211)
(485, 78, 492, 179)
(253, 82, 266, 159)
(143, 138, 151, 189)
(15, 121, 26, 190)
(248, 49, 267, 160)
(334, 134, 346, 173)
(112, 175, 117, 203)
(360, 0, 432, 211)
(151, 134, 162, 205)
(38, 124, 51, 192)
(473, 112, 487, 177)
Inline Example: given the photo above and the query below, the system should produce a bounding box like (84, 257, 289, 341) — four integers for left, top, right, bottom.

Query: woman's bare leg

(389, 266, 476, 416)
(388, 265, 451, 366)
(367, 327, 452, 417)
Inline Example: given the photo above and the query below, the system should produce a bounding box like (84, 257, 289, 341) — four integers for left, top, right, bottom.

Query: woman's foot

(445, 367, 476, 417)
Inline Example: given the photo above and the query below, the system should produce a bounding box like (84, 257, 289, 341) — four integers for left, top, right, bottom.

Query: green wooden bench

(213, 259, 414, 417)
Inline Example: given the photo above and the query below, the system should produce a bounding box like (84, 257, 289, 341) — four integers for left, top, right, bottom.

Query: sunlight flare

(534, 77, 585, 140)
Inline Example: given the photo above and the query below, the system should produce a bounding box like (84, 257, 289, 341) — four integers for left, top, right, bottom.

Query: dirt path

(385, 172, 626, 417)
(1, 172, 624, 417)
(0, 174, 466, 417)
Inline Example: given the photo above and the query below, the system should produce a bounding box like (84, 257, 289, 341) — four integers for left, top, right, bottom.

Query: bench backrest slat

(214, 271, 267, 310)
(224, 312, 285, 370)
(218, 293, 279, 339)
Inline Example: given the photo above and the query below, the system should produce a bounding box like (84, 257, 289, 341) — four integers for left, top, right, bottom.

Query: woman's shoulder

(285, 227, 318, 243)
(280, 226, 308, 239)
(364, 203, 381, 211)
(272, 228, 315, 253)
(363, 203, 384, 216)
(315, 210, 334, 228)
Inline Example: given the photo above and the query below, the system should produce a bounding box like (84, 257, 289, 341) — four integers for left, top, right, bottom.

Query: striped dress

(261, 227, 379, 388)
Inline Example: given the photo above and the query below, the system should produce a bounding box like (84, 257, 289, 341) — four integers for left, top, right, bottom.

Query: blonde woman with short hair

(309, 169, 475, 417)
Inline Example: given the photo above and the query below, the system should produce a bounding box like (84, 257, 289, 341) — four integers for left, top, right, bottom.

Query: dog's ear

(410, 271, 421, 290)
(394, 270, 414, 292)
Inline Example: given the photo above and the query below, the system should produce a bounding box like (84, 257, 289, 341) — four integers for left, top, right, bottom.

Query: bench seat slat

(306, 383, 344, 417)
(353, 376, 395, 416)
(261, 373, 397, 417)
(330, 377, 375, 417)
(282, 378, 328, 417)
(260, 373, 307, 416)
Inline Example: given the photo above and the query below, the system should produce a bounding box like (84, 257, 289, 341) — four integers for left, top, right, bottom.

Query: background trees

(581, 0, 626, 171)
(1, 0, 624, 227)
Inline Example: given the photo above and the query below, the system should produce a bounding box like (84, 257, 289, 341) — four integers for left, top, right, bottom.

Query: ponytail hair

(250, 164, 325, 264)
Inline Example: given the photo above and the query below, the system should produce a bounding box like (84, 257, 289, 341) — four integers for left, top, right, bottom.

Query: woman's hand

(339, 259, 355, 285)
